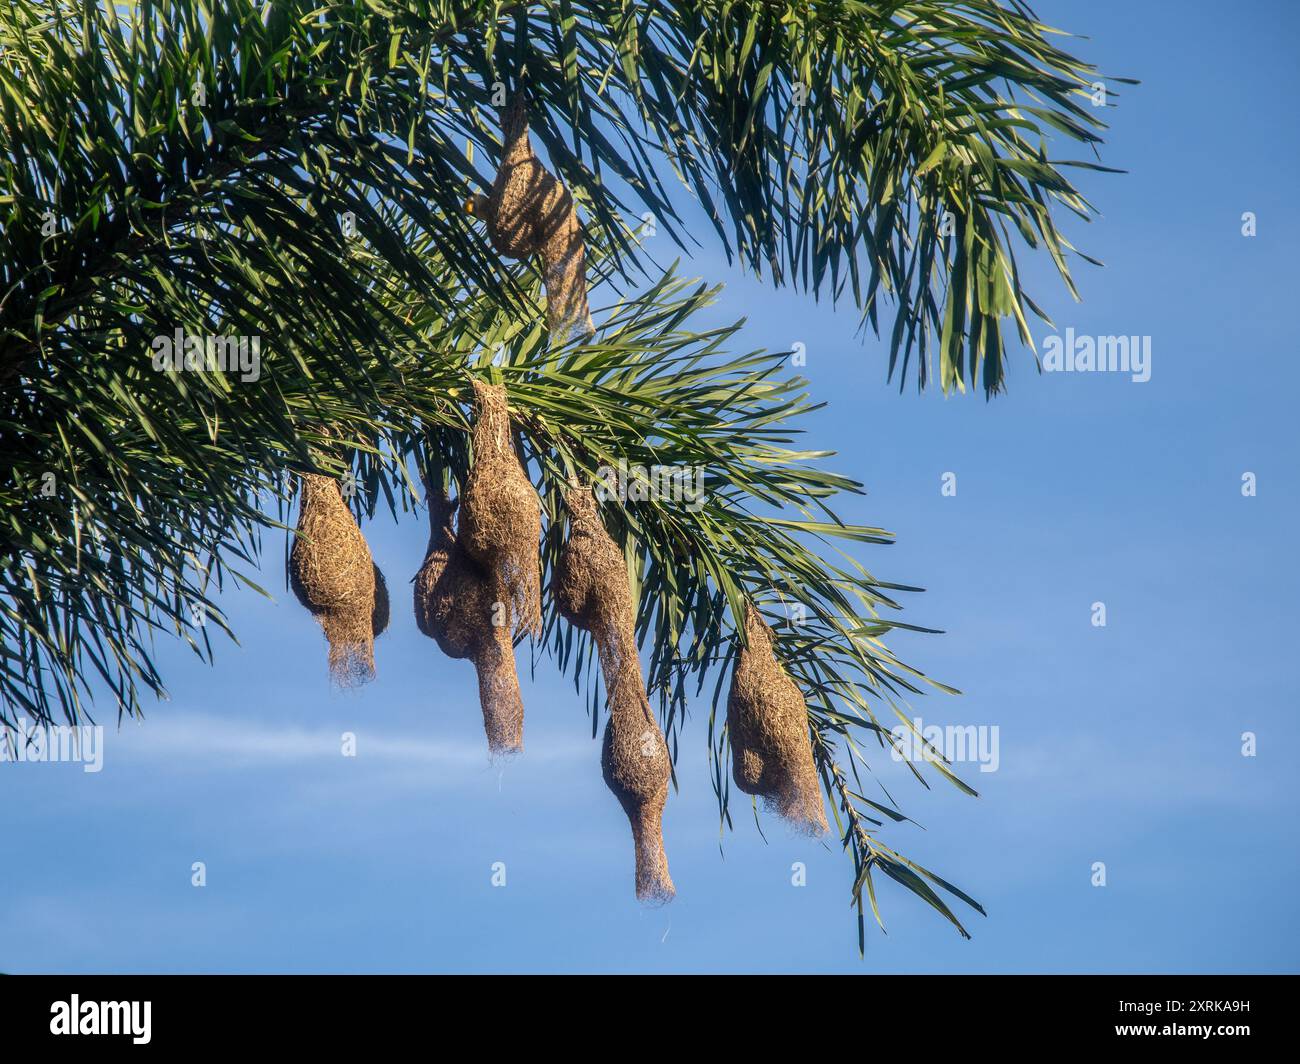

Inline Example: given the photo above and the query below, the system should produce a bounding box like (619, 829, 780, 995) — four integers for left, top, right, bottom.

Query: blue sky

(3, 0, 1298, 973)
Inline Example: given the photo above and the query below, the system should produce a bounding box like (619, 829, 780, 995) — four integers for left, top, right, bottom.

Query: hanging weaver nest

(555, 479, 674, 903)
(414, 474, 525, 755)
(465, 90, 595, 340)
(727, 602, 828, 834)
(289, 472, 386, 687)
(458, 379, 542, 640)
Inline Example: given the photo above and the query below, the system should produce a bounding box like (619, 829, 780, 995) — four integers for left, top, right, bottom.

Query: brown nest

(554, 480, 674, 903)
(289, 472, 385, 687)
(465, 91, 594, 339)
(458, 379, 542, 639)
(414, 475, 525, 755)
(726, 602, 827, 834)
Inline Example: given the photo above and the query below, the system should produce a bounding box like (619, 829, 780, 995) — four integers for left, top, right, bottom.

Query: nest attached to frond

(458, 379, 542, 639)
(554, 479, 674, 903)
(289, 472, 386, 687)
(467, 91, 594, 339)
(727, 602, 827, 834)
(414, 478, 525, 755)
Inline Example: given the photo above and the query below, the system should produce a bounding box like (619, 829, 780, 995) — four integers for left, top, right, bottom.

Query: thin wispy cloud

(107, 711, 590, 773)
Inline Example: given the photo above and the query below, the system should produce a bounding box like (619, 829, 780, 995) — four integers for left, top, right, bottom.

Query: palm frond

(0, 0, 1127, 945)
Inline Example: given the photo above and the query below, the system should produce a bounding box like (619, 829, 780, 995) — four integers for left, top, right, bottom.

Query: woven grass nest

(413, 473, 525, 756)
(458, 379, 542, 641)
(726, 602, 827, 834)
(554, 479, 674, 903)
(465, 91, 594, 340)
(289, 472, 388, 687)
(409, 378, 535, 754)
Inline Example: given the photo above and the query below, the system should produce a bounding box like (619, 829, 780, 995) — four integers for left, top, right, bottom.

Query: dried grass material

(289, 473, 381, 687)
(467, 93, 594, 339)
(458, 380, 542, 639)
(555, 481, 674, 903)
(414, 481, 524, 755)
(601, 688, 674, 904)
(727, 603, 828, 834)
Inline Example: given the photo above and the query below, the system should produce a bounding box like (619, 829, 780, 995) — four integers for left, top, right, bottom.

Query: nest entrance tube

(601, 675, 675, 904)
(726, 602, 828, 834)
(414, 474, 525, 756)
(288, 472, 385, 687)
(555, 480, 674, 903)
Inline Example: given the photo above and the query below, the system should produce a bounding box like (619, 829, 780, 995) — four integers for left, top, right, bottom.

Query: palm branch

(0, 0, 1127, 946)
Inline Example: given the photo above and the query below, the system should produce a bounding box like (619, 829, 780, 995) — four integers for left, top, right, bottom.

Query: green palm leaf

(1, 0, 1128, 947)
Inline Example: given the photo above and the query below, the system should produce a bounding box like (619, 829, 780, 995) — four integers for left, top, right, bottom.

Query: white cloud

(107, 711, 590, 773)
